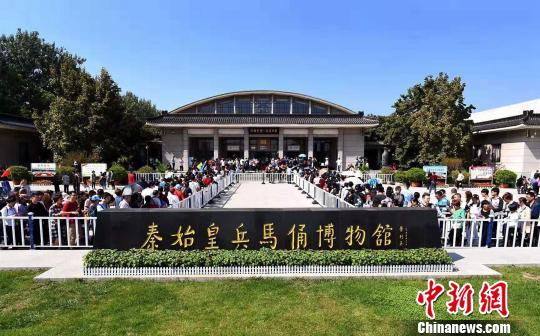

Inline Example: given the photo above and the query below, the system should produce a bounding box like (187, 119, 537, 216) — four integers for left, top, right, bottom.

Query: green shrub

(407, 167, 426, 183)
(7, 165, 32, 181)
(156, 162, 168, 173)
(494, 169, 517, 187)
(56, 165, 75, 176)
(379, 166, 395, 175)
(84, 248, 453, 268)
(394, 170, 408, 183)
(450, 170, 470, 184)
(441, 157, 463, 171)
(136, 165, 154, 173)
(109, 164, 128, 184)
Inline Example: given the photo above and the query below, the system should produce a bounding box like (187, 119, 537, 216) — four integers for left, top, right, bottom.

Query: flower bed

(84, 248, 453, 268)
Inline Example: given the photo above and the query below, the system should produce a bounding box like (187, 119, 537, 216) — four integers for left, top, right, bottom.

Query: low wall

(94, 208, 441, 250)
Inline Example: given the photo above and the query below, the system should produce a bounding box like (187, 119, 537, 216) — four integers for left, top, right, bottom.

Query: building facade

(471, 99, 540, 176)
(0, 114, 43, 168)
(147, 90, 378, 170)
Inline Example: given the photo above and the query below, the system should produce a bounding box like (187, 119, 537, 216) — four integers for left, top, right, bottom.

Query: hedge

(109, 164, 128, 184)
(84, 248, 453, 268)
(7, 165, 32, 181)
(136, 165, 154, 174)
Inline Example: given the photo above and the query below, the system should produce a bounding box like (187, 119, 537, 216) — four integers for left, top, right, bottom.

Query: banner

(422, 165, 448, 175)
(94, 208, 441, 250)
(31, 163, 56, 177)
(81, 163, 107, 178)
(469, 166, 494, 180)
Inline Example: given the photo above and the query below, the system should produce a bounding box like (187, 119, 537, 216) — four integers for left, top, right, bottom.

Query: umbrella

(318, 168, 328, 177)
(344, 176, 363, 186)
(298, 154, 307, 158)
(123, 183, 142, 196)
(1, 168, 10, 178)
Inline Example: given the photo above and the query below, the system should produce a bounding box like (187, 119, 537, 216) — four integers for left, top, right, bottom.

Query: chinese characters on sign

(416, 279, 509, 319)
(138, 221, 403, 251)
(94, 208, 442, 250)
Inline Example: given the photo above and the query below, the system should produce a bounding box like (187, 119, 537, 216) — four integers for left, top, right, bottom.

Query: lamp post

(145, 145, 149, 166)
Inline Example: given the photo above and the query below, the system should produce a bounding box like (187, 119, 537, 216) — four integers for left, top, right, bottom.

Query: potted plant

(407, 167, 426, 187)
(494, 169, 517, 188)
(109, 164, 128, 185)
(7, 166, 31, 185)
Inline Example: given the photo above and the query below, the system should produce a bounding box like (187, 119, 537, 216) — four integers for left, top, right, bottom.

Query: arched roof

(170, 90, 356, 115)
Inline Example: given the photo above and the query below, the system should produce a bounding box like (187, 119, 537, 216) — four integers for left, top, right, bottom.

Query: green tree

(0, 29, 85, 118)
(381, 73, 474, 167)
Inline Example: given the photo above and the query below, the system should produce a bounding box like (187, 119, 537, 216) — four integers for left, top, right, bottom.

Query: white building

(146, 90, 378, 170)
(470, 99, 540, 176)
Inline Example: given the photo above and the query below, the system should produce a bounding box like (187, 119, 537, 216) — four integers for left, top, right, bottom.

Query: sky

(1, 0, 539, 115)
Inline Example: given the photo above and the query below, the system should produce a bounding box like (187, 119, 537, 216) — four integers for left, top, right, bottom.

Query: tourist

(1, 195, 22, 246)
(28, 192, 49, 245)
(448, 198, 465, 246)
(91, 170, 97, 189)
(455, 171, 465, 190)
(61, 192, 80, 245)
(48, 194, 65, 246)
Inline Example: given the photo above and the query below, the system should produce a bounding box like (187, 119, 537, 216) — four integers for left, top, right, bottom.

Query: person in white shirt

(336, 157, 342, 172)
(167, 191, 180, 208)
(1, 196, 22, 245)
(119, 189, 132, 209)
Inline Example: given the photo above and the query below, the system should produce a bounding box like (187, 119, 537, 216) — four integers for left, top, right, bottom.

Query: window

(292, 99, 309, 114)
(216, 100, 234, 114)
(475, 144, 501, 163)
(236, 97, 252, 114)
(273, 97, 290, 114)
(198, 102, 214, 114)
(311, 103, 328, 115)
(254, 96, 271, 114)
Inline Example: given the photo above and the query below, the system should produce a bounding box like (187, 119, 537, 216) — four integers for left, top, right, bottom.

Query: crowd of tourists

(0, 161, 231, 247)
(299, 168, 540, 247)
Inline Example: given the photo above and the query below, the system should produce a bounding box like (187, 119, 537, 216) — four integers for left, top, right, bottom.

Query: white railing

(172, 173, 234, 209)
(293, 174, 354, 208)
(439, 217, 540, 248)
(1, 216, 96, 248)
(233, 172, 290, 183)
(84, 264, 454, 277)
(134, 172, 184, 182)
(361, 173, 394, 184)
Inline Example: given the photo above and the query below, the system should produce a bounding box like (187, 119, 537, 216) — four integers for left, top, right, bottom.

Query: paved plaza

(213, 182, 321, 208)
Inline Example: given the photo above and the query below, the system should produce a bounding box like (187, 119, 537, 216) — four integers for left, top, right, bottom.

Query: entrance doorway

(284, 137, 307, 159)
(249, 138, 278, 164)
(189, 137, 214, 162)
(313, 137, 337, 169)
(219, 138, 243, 159)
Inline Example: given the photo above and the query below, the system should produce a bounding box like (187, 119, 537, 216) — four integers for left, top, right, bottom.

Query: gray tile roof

(472, 111, 540, 132)
(146, 114, 378, 126)
(0, 114, 36, 130)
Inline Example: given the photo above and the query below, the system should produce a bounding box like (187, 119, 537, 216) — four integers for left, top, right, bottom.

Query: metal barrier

(233, 172, 290, 183)
(293, 174, 354, 208)
(134, 172, 185, 182)
(360, 173, 394, 184)
(172, 173, 234, 209)
(439, 217, 540, 248)
(1, 215, 96, 249)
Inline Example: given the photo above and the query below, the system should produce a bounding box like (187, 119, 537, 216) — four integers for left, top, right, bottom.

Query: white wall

(343, 128, 364, 168)
(161, 129, 183, 167)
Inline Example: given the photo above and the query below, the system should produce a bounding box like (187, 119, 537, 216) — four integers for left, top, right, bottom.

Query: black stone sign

(94, 208, 441, 250)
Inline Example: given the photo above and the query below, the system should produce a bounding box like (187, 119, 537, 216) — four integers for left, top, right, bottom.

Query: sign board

(226, 145, 241, 151)
(422, 166, 448, 174)
(81, 163, 107, 178)
(94, 208, 441, 250)
(469, 166, 494, 181)
(287, 145, 301, 151)
(249, 128, 279, 135)
(31, 163, 56, 177)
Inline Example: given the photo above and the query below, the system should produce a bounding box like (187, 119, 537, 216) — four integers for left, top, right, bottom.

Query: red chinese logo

(416, 279, 445, 320)
(446, 281, 474, 316)
(416, 279, 509, 319)
(479, 281, 509, 318)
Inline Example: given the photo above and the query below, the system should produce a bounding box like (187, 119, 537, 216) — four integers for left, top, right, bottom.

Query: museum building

(146, 90, 379, 170)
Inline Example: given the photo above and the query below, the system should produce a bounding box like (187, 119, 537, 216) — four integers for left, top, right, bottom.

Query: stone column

(278, 129, 284, 158)
(213, 129, 219, 159)
(243, 128, 249, 159)
(337, 129, 344, 163)
(308, 129, 314, 158)
(182, 129, 189, 171)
